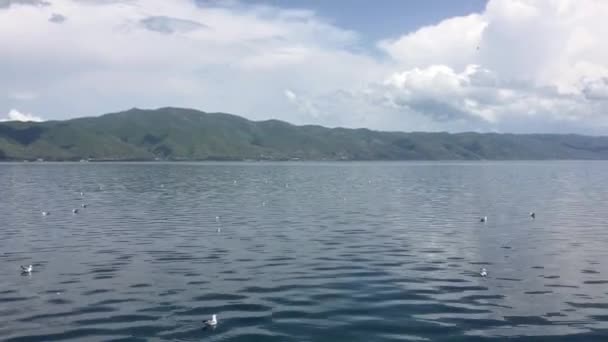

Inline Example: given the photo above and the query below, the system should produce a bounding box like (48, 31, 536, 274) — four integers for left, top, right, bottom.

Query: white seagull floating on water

(480, 268, 488, 277)
(72, 208, 79, 214)
(203, 314, 218, 327)
(480, 216, 487, 223)
(42, 211, 50, 216)
(21, 265, 33, 273)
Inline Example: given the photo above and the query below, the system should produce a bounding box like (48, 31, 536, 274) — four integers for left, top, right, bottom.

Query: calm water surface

(1, 162, 608, 341)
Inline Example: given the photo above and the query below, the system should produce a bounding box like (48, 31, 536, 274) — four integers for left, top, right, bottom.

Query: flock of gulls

(22, 183, 541, 329)
(40, 192, 88, 217)
(477, 211, 536, 277)
(26, 189, 222, 329)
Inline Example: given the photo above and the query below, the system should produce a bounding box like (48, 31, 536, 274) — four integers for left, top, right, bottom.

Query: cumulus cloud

(1, 0, 608, 133)
(140, 16, 207, 34)
(48, 12, 65, 23)
(283, 88, 320, 119)
(1, 109, 43, 122)
(379, 14, 486, 71)
(0, 0, 49, 8)
(0, 0, 378, 124)
(369, 0, 608, 132)
(581, 77, 608, 100)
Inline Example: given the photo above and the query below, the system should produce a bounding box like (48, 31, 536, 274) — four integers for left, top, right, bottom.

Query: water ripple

(2, 161, 608, 341)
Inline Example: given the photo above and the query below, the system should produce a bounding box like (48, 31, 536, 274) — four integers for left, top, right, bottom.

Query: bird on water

(203, 314, 218, 328)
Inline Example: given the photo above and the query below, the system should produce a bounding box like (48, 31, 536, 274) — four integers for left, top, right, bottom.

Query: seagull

(21, 265, 33, 273)
(203, 314, 218, 327)
(80, 192, 84, 197)
(72, 208, 79, 214)
(480, 216, 487, 223)
(480, 268, 488, 277)
(81, 204, 88, 208)
(530, 212, 536, 219)
(42, 211, 50, 216)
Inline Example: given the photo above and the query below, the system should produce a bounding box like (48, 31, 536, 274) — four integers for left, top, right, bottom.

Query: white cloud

(0, 0, 382, 124)
(283, 88, 320, 119)
(378, 14, 486, 71)
(368, 0, 608, 132)
(1, 109, 43, 122)
(1, 0, 608, 133)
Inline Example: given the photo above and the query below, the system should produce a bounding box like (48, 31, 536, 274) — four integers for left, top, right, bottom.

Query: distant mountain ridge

(1, 107, 608, 161)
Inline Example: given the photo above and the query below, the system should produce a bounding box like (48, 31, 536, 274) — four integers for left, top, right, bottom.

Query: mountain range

(1, 107, 608, 161)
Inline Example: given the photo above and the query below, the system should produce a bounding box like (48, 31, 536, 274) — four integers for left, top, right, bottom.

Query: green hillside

(1, 107, 608, 161)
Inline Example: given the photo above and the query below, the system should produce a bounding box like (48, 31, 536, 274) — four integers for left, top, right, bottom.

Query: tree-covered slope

(1, 107, 608, 161)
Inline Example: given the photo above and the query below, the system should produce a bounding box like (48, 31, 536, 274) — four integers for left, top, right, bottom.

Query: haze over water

(1, 161, 608, 341)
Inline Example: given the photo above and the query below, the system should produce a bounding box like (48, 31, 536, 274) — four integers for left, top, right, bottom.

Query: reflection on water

(1, 161, 608, 341)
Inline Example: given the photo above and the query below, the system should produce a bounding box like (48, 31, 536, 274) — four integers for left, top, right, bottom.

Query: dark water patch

(411, 265, 443, 272)
(193, 293, 248, 301)
(525, 290, 553, 295)
(437, 285, 488, 293)
(93, 274, 115, 280)
(158, 289, 184, 297)
(0, 296, 32, 303)
(545, 284, 579, 289)
(82, 289, 114, 296)
(495, 277, 522, 282)
(566, 302, 608, 309)
(447, 257, 465, 260)
(0, 290, 17, 295)
(46, 298, 72, 305)
(582, 269, 600, 274)
(583, 280, 608, 284)
(545, 312, 567, 317)
(105, 338, 147, 342)
(240, 284, 316, 294)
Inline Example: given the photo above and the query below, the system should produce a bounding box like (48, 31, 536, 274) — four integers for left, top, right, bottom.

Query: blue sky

(243, 0, 487, 45)
(1, 0, 608, 134)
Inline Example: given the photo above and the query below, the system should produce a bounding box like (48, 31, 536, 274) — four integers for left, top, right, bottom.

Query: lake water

(1, 162, 608, 341)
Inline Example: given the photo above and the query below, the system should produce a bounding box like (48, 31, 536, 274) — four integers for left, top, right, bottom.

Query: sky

(1, 0, 608, 134)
